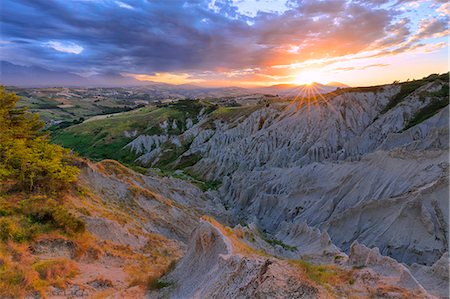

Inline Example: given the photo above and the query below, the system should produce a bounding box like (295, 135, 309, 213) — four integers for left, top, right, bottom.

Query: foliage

(149, 279, 173, 290)
(32, 258, 78, 283)
(261, 235, 298, 252)
(402, 88, 449, 131)
(0, 87, 79, 193)
(51, 99, 214, 166)
(175, 153, 202, 170)
(0, 87, 85, 297)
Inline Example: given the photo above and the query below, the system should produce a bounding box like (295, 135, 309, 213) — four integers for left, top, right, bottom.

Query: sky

(0, 0, 448, 87)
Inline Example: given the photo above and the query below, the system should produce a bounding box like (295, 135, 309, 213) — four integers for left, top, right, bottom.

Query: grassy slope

(402, 84, 449, 131)
(52, 101, 206, 164)
(51, 101, 267, 191)
(12, 87, 150, 123)
(381, 73, 449, 114)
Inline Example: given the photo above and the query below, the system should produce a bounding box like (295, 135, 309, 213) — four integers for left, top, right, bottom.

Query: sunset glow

(0, 0, 448, 87)
(294, 71, 323, 85)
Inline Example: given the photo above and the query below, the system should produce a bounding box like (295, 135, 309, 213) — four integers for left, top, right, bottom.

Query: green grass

(175, 153, 202, 169)
(381, 73, 449, 114)
(153, 142, 184, 169)
(201, 105, 261, 129)
(51, 129, 137, 164)
(149, 280, 173, 290)
(261, 235, 297, 252)
(402, 89, 449, 131)
(51, 100, 212, 166)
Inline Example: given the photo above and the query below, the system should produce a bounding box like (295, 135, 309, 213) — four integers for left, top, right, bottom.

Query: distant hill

(251, 82, 349, 96)
(0, 61, 348, 97)
(0, 61, 146, 87)
(0, 61, 89, 87)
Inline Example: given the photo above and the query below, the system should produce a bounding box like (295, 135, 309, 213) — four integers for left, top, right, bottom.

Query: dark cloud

(0, 0, 446, 78)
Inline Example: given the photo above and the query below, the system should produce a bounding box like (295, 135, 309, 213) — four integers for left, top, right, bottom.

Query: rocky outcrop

(152, 220, 441, 299)
(410, 253, 450, 298)
(221, 148, 448, 265)
(187, 81, 447, 180)
(348, 241, 428, 293)
(78, 160, 228, 243)
(154, 221, 321, 299)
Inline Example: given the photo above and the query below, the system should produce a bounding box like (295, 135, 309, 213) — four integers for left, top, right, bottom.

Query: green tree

(0, 87, 79, 192)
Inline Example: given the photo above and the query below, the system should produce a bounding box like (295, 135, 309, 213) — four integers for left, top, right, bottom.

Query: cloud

(114, 1, 133, 10)
(0, 0, 447, 84)
(436, 2, 450, 15)
(122, 72, 205, 84)
(43, 41, 84, 54)
(333, 63, 389, 71)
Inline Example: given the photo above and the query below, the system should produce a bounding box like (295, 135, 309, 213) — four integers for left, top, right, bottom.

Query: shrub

(32, 259, 78, 284)
(19, 196, 85, 236)
(0, 217, 29, 242)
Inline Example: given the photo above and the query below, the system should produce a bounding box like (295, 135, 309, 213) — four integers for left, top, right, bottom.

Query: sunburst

(291, 83, 339, 116)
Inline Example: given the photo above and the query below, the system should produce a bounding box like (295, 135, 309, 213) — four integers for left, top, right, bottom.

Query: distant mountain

(0, 61, 89, 87)
(0, 61, 147, 88)
(0, 61, 349, 97)
(326, 81, 349, 88)
(251, 82, 349, 96)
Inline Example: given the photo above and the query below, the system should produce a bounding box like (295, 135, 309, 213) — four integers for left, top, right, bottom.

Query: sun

(294, 71, 322, 85)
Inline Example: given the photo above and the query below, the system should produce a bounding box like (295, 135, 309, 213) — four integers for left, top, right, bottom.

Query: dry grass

(125, 234, 181, 290)
(372, 284, 422, 299)
(96, 159, 145, 186)
(290, 260, 354, 286)
(0, 242, 79, 298)
(201, 216, 268, 257)
(32, 258, 78, 287)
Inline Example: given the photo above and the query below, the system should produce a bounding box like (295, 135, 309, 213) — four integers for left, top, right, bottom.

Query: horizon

(0, 0, 449, 87)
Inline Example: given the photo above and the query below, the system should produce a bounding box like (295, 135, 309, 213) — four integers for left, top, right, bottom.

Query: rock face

(78, 160, 228, 243)
(177, 79, 448, 266)
(120, 77, 449, 297)
(186, 81, 446, 178)
(348, 241, 428, 293)
(222, 149, 448, 265)
(155, 221, 321, 299)
(152, 220, 441, 299)
(410, 253, 450, 298)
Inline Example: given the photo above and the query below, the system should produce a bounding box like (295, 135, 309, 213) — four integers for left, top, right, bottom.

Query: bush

(32, 259, 78, 283)
(19, 196, 85, 236)
(0, 196, 85, 243)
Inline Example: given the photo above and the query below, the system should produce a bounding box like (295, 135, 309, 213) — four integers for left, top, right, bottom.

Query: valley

(1, 73, 449, 298)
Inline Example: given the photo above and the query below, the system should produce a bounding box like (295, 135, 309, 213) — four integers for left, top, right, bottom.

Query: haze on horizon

(0, 0, 448, 88)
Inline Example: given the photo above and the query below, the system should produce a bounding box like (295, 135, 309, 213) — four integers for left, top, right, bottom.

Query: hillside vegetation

(0, 88, 185, 298)
(51, 100, 215, 165)
(0, 87, 85, 297)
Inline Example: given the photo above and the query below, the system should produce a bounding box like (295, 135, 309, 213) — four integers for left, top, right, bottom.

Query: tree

(0, 87, 79, 192)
